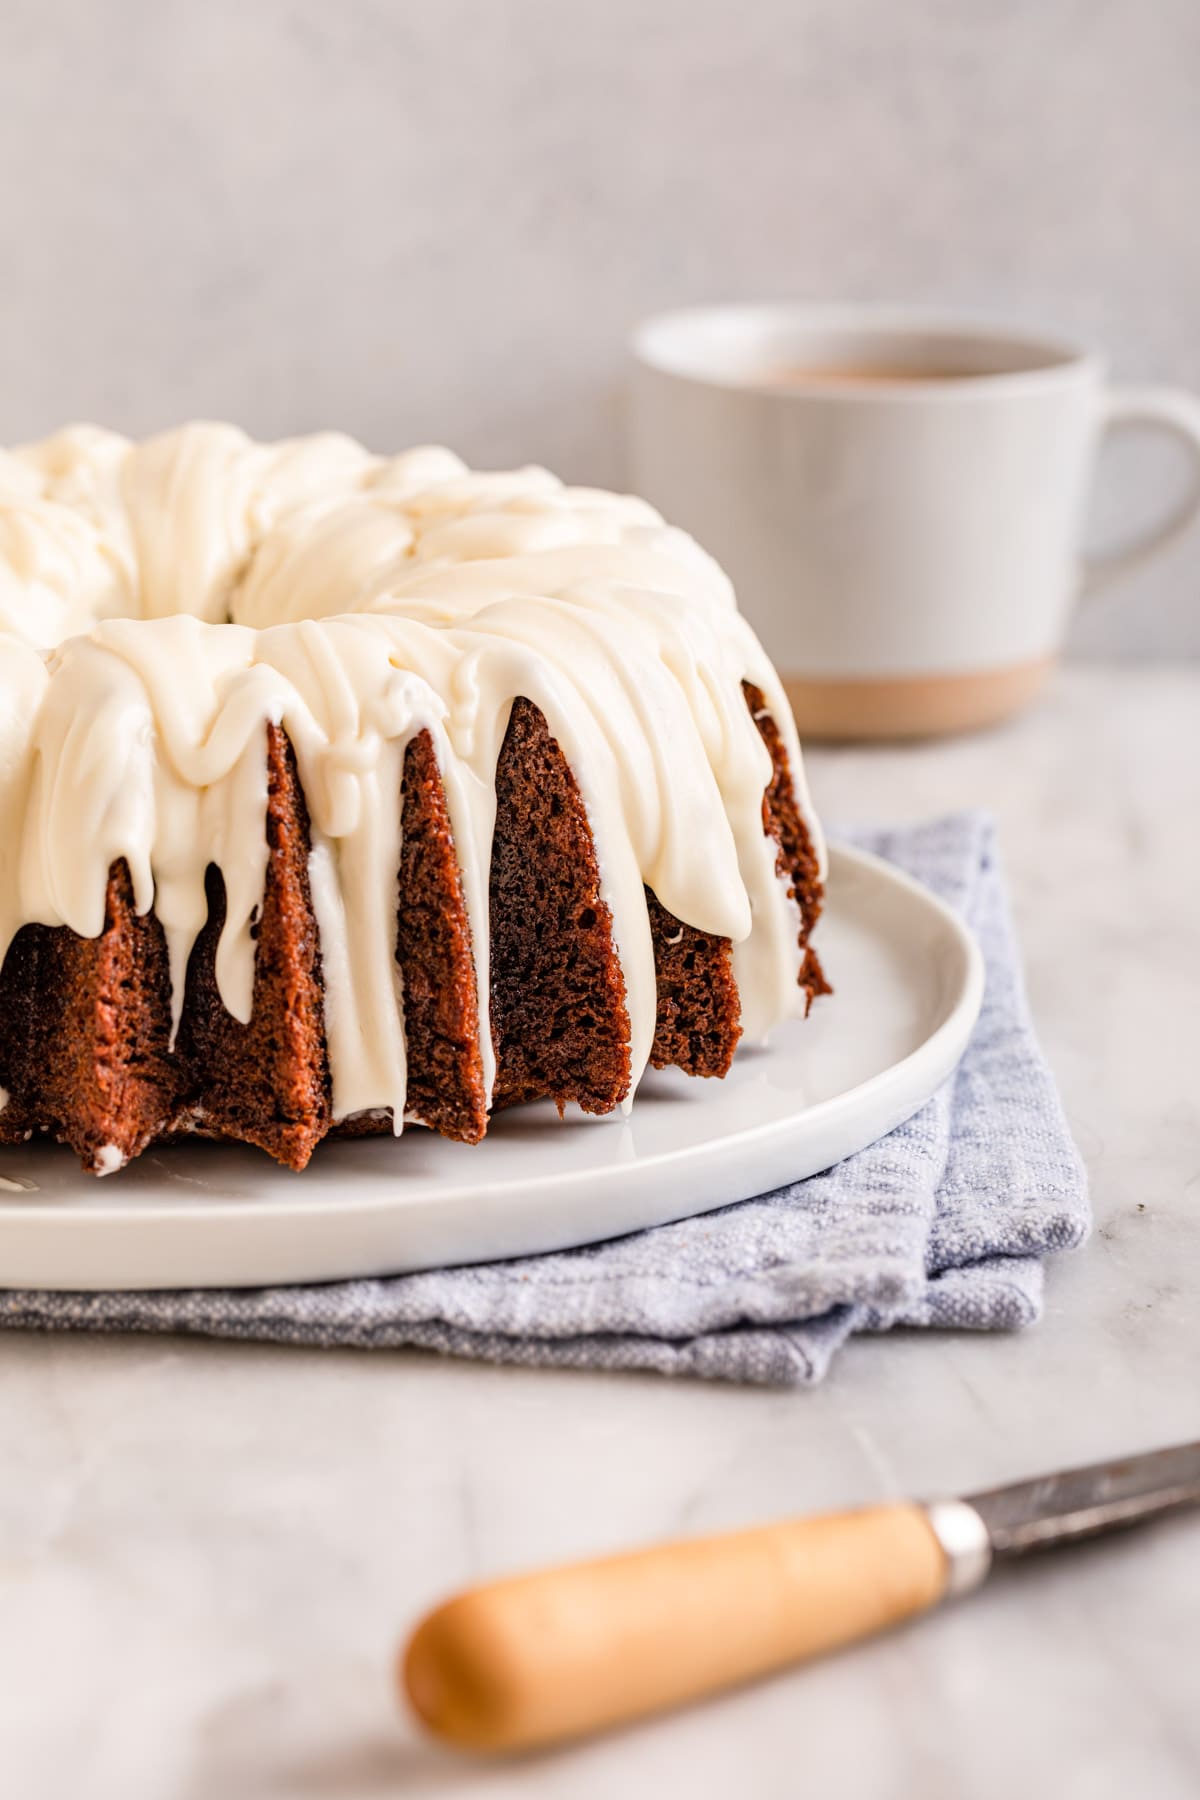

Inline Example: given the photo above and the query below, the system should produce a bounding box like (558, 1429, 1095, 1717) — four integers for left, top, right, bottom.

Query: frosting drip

(0, 423, 825, 1128)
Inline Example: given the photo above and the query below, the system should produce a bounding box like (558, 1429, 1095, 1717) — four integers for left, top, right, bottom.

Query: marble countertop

(4, 667, 1198, 1800)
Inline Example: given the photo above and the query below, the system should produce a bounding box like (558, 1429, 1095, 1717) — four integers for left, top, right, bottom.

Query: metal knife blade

(964, 1439, 1200, 1558)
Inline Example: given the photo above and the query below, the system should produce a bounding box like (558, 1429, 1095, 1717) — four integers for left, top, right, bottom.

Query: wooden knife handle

(401, 1503, 952, 1753)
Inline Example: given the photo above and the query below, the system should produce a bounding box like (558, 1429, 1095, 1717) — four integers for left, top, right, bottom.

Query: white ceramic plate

(0, 845, 983, 1291)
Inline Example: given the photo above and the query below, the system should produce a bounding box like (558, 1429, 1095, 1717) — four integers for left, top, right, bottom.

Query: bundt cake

(0, 423, 828, 1177)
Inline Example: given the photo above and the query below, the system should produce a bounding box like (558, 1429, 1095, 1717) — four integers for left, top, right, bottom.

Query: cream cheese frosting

(0, 422, 825, 1130)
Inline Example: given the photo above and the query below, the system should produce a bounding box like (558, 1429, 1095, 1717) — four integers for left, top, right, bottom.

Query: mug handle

(1081, 386, 1200, 597)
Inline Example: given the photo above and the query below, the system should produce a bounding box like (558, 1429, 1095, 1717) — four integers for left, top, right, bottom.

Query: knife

(401, 1439, 1200, 1754)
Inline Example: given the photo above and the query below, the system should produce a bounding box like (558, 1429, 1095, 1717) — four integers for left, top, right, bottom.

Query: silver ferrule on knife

(921, 1498, 993, 1596)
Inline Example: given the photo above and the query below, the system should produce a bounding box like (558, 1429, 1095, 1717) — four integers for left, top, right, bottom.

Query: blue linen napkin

(0, 812, 1089, 1385)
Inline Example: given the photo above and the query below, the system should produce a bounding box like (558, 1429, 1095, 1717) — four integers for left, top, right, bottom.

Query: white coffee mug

(629, 305, 1200, 737)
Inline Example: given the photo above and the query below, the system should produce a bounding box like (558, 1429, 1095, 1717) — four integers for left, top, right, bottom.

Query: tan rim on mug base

(783, 657, 1054, 741)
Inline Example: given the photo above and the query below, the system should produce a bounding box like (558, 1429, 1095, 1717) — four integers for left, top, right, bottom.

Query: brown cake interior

(489, 697, 633, 1118)
(175, 723, 332, 1170)
(393, 727, 489, 1143)
(0, 864, 180, 1173)
(744, 679, 831, 1014)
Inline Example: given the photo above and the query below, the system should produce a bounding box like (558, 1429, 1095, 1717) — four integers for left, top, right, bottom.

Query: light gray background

(2, 0, 1197, 655)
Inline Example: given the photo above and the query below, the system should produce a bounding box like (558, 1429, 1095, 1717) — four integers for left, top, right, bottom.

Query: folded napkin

(1, 812, 1089, 1385)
